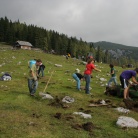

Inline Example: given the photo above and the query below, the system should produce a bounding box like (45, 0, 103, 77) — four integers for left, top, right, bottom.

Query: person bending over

(72, 68, 83, 91)
(120, 68, 138, 100)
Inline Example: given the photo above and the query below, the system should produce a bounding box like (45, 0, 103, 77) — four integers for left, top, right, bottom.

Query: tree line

(0, 16, 138, 67)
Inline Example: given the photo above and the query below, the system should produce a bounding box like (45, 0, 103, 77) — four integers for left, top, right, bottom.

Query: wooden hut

(14, 41, 32, 50)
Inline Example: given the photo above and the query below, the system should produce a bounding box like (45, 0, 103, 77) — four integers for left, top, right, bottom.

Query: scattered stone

(73, 112, 92, 119)
(100, 78, 107, 81)
(88, 99, 109, 107)
(116, 116, 138, 128)
(62, 104, 70, 108)
(39, 92, 54, 99)
(12, 56, 16, 59)
(28, 122, 37, 126)
(17, 61, 21, 65)
(115, 107, 130, 114)
(62, 96, 74, 103)
(54, 64, 62, 67)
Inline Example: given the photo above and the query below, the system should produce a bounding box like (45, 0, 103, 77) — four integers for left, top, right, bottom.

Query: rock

(54, 64, 62, 67)
(116, 116, 138, 128)
(115, 107, 130, 114)
(73, 112, 92, 119)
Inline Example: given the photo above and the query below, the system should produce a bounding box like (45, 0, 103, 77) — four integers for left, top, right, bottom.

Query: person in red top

(84, 58, 101, 94)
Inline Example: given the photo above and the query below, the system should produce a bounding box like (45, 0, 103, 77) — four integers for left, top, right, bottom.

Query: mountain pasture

(0, 47, 138, 138)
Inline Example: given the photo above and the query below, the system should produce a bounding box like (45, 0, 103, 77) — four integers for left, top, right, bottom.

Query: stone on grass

(115, 107, 130, 114)
(116, 116, 138, 128)
(54, 64, 62, 67)
(39, 92, 54, 99)
(73, 112, 92, 119)
(62, 96, 74, 103)
(100, 78, 107, 81)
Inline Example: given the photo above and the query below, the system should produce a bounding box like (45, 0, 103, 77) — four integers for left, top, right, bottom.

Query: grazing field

(0, 46, 138, 138)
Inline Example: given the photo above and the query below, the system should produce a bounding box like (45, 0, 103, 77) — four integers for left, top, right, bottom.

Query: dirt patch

(88, 99, 119, 108)
(54, 112, 62, 119)
(31, 113, 42, 118)
(72, 123, 82, 130)
(72, 122, 96, 132)
(82, 122, 95, 132)
(65, 86, 73, 89)
(65, 115, 74, 121)
(54, 113, 74, 121)
(105, 86, 122, 97)
(90, 99, 111, 104)
(78, 108, 93, 114)
(123, 99, 138, 112)
(48, 96, 69, 108)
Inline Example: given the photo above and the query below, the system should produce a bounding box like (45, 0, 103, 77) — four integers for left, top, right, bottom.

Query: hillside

(93, 41, 138, 50)
(0, 45, 138, 138)
(92, 41, 138, 60)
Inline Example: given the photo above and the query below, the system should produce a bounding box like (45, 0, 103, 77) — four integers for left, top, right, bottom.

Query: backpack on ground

(0, 73, 12, 81)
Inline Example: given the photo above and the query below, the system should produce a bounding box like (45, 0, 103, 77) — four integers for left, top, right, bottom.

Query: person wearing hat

(72, 68, 84, 91)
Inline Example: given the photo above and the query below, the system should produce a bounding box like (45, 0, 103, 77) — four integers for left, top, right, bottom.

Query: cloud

(0, 0, 138, 47)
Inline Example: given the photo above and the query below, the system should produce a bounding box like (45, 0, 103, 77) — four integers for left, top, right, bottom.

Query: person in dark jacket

(72, 68, 84, 91)
(38, 62, 45, 77)
(107, 64, 117, 87)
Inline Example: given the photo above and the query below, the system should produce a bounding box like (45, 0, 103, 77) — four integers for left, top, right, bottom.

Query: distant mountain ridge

(93, 41, 138, 50)
(92, 41, 138, 60)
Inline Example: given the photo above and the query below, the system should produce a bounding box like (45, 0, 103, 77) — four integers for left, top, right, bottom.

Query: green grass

(0, 45, 138, 138)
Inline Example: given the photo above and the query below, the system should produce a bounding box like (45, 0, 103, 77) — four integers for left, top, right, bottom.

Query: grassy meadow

(0, 45, 138, 138)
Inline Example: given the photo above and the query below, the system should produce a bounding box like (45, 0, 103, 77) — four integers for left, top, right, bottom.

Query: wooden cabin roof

(16, 41, 32, 47)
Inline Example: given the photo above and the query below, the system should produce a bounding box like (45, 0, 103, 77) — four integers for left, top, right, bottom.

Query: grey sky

(0, 0, 138, 47)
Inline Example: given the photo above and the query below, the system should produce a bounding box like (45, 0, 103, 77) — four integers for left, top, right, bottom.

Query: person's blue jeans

(28, 79, 38, 95)
(72, 73, 80, 90)
(84, 74, 91, 94)
(108, 77, 117, 87)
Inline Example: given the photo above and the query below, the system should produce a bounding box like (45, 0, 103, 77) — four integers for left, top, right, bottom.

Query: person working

(28, 59, 42, 96)
(120, 68, 138, 100)
(72, 68, 84, 91)
(84, 58, 101, 94)
(107, 64, 117, 87)
(38, 62, 45, 77)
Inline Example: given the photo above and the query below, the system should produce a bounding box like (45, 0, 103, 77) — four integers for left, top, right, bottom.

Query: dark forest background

(0, 16, 138, 67)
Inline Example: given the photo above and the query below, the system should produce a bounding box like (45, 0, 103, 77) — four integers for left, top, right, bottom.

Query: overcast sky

(0, 0, 138, 47)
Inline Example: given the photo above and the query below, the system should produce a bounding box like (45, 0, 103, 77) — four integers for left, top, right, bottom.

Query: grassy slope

(0, 47, 138, 138)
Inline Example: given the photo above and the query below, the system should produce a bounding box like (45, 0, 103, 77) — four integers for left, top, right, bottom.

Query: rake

(43, 71, 54, 93)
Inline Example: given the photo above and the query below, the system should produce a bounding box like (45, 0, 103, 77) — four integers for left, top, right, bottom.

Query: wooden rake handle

(43, 71, 54, 93)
